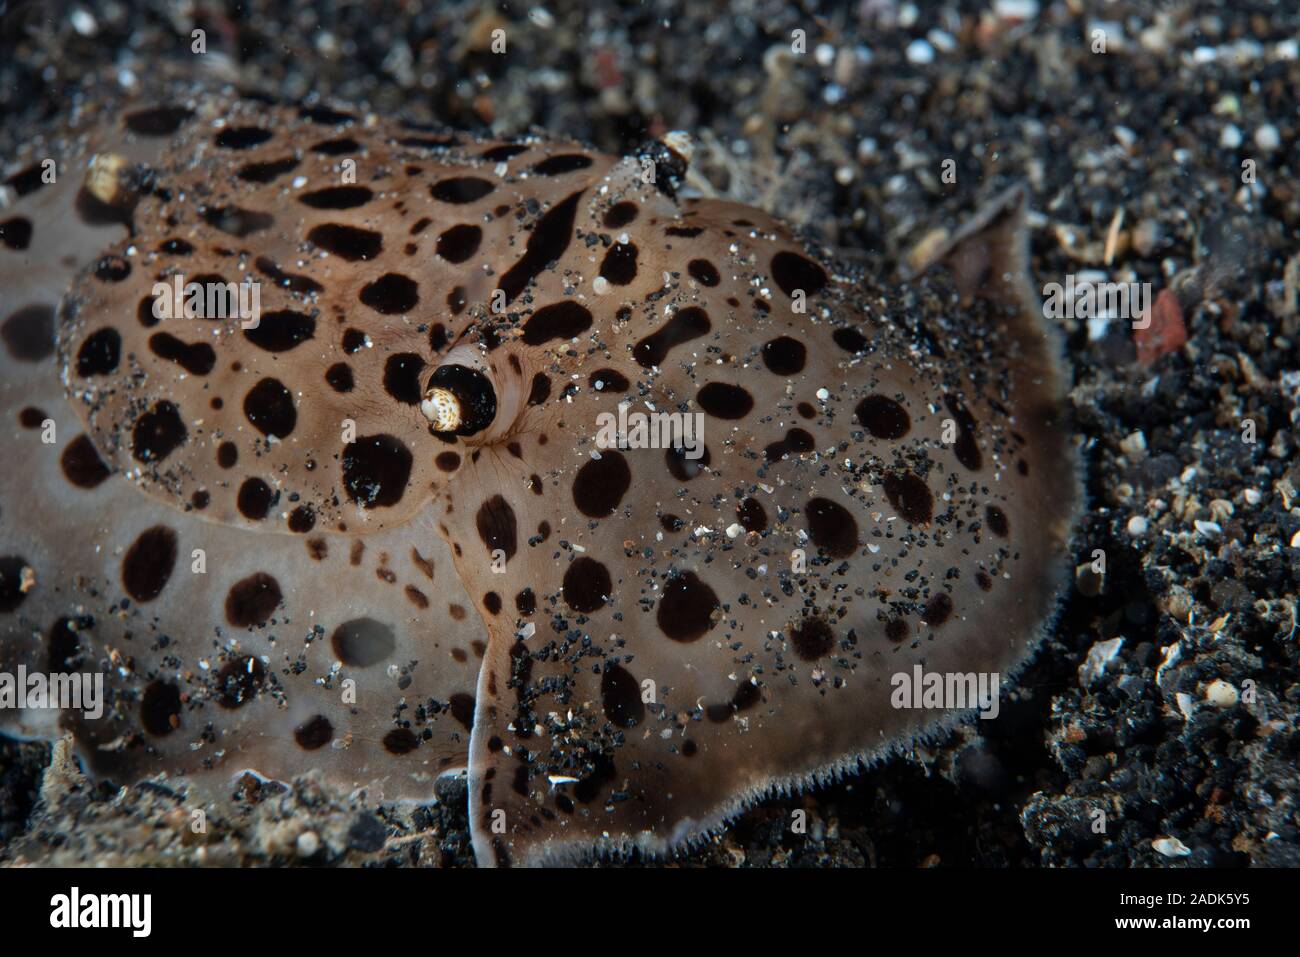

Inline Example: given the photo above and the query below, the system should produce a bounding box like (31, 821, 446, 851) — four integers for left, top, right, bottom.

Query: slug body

(0, 88, 1078, 866)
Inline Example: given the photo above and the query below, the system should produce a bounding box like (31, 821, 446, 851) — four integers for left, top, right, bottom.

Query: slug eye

(422, 363, 497, 436)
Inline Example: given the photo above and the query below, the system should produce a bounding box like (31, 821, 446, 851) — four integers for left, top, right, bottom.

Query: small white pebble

(816, 387, 830, 401)
(1204, 679, 1239, 709)
(1152, 836, 1192, 858)
(927, 30, 956, 53)
(1126, 515, 1148, 536)
(1119, 430, 1147, 456)
(592, 276, 610, 295)
(1290, 530, 1300, 548)
(1079, 637, 1125, 688)
(725, 523, 744, 539)
(906, 39, 935, 65)
(1220, 124, 1242, 149)
(994, 0, 1039, 19)
(1244, 488, 1261, 505)
(70, 8, 97, 36)
(1194, 520, 1222, 539)
(296, 831, 321, 857)
(1255, 124, 1281, 152)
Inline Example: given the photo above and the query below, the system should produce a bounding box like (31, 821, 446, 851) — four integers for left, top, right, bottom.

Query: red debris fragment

(593, 48, 623, 90)
(1135, 288, 1188, 365)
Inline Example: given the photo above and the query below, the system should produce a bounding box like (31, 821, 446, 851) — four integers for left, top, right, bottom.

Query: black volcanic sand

(1, 0, 1298, 868)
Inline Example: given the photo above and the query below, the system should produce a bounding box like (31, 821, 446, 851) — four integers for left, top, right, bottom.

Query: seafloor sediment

(1, 0, 1297, 867)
